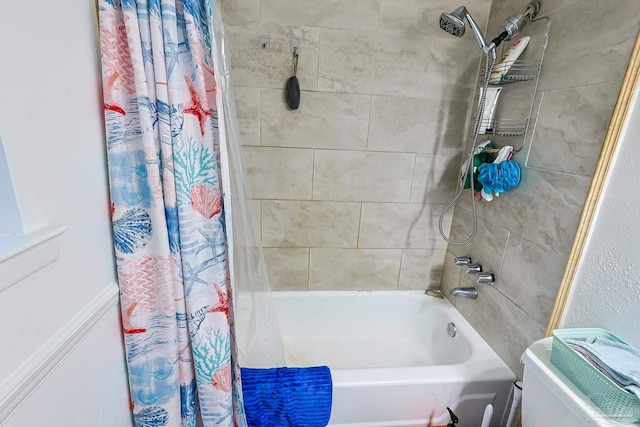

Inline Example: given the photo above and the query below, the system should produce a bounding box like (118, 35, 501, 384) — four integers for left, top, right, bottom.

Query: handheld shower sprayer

(439, 1, 540, 54)
(439, 6, 495, 57)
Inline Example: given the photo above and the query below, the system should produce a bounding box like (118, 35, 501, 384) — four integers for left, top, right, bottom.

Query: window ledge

(0, 226, 68, 293)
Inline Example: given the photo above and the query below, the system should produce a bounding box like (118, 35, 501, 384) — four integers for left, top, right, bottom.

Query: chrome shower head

(439, 6, 494, 55)
(439, 6, 467, 37)
(439, 2, 540, 55)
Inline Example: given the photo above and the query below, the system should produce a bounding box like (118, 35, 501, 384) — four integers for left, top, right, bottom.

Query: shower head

(439, 6, 494, 55)
(439, 6, 467, 38)
(439, 2, 540, 55)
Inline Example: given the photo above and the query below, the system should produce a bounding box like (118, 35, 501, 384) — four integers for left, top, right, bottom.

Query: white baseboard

(0, 283, 120, 423)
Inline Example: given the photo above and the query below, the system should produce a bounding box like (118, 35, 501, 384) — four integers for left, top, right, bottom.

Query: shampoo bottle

(489, 36, 530, 84)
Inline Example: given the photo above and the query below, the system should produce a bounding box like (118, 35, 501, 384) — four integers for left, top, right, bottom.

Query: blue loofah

(477, 160, 521, 195)
(241, 366, 332, 427)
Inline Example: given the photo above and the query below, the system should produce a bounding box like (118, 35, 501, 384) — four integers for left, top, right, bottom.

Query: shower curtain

(98, 0, 284, 425)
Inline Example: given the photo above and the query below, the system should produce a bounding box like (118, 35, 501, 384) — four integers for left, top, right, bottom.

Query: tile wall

(442, 0, 640, 377)
(222, 0, 491, 291)
(224, 0, 640, 379)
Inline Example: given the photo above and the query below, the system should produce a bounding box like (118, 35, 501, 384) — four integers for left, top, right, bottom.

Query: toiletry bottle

(489, 36, 530, 84)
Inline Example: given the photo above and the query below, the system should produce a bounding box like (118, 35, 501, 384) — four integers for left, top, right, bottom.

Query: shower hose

(439, 52, 497, 245)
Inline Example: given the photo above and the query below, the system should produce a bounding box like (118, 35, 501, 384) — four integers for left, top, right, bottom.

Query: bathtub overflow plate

(447, 322, 457, 338)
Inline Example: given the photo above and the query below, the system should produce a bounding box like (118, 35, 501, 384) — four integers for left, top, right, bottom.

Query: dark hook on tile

(286, 47, 300, 110)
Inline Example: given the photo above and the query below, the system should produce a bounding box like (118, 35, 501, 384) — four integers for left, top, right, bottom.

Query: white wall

(0, 0, 132, 424)
(561, 81, 640, 348)
(2, 300, 133, 427)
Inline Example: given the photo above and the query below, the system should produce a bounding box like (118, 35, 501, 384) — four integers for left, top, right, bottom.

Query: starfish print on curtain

(98, 0, 247, 425)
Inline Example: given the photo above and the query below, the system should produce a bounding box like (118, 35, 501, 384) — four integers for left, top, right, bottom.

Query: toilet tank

(521, 337, 633, 427)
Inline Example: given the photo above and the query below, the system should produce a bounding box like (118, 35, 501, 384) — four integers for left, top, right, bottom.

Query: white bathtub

(271, 291, 515, 427)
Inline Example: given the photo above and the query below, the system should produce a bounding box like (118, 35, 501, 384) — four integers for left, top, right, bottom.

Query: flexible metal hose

(439, 52, 496, 245)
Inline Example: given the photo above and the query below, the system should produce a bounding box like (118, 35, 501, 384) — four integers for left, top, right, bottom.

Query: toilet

(521, 337, 636, 427)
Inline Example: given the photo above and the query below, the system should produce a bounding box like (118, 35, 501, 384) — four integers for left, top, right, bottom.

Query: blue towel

(567, 338, 640, 400)
(240, 366, 332, 427)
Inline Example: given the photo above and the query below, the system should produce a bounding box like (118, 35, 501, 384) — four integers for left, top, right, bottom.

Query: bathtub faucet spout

(449, 287, 478, 299)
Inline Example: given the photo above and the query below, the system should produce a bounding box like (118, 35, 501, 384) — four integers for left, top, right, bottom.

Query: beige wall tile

(456, 278, 545, 378)
(309, 248, 402, 290)
(537, 0, 640, 91)
(253, 200, 261, 237)
(221, 0, 260, 25)
(243, 146, 313, 200)
(498, 234, 567, 325)
(380, 0, 491, 38)
(425, 36, 480, 93)
(317, 29, 431, 97)
(368, 95, 469, 154)
(527, 82, 620, 176)
(261, 89, 371, 150)
(226, 23, 319, 90)
(313, 150, 415, 202)
(458, 167, 591, 253)
(262, 200, 361, 247)
(359, 203, 450, 250)
(440, 251, 462, 305)
(263, 248, 309, 291)
(234, 86, 260, 146)
(261, 0, 380, 31)
(399, 249, 446, 290)
(448, 206, 509, 276)
(411, 153, 462, 204)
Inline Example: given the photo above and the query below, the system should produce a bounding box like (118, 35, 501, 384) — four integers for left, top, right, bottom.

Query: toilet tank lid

(521, 337, 633, 426)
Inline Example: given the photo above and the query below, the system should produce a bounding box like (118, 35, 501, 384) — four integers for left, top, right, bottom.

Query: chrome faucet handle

(454, 256, 472, 266)
(476, 272, 495, 285)
(465, 263, 483, 274)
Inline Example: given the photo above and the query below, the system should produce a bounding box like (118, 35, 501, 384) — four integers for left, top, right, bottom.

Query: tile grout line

(365, 95, 373, 151)
(356, 202, 363, 249)
(407, 153, 418, 203)
(495, 230, 511, 290)
(311, 149, 316, 200)
(396, 248, 404, 290)
(316, 28, 322, 92)
(306, 247, 311, 291)
(254, 198, 448, 206)
(257, 88, 262, 147)
(524, 90, 544, 168)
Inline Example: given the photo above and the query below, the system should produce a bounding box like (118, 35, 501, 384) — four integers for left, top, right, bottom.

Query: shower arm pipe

(474, 1, 542, 54)
(464, 11, 498, 58)
(494, 1, 541, 46)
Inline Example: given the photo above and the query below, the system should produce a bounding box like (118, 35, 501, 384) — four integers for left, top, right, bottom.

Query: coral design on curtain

(98, 0, 247, 425)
